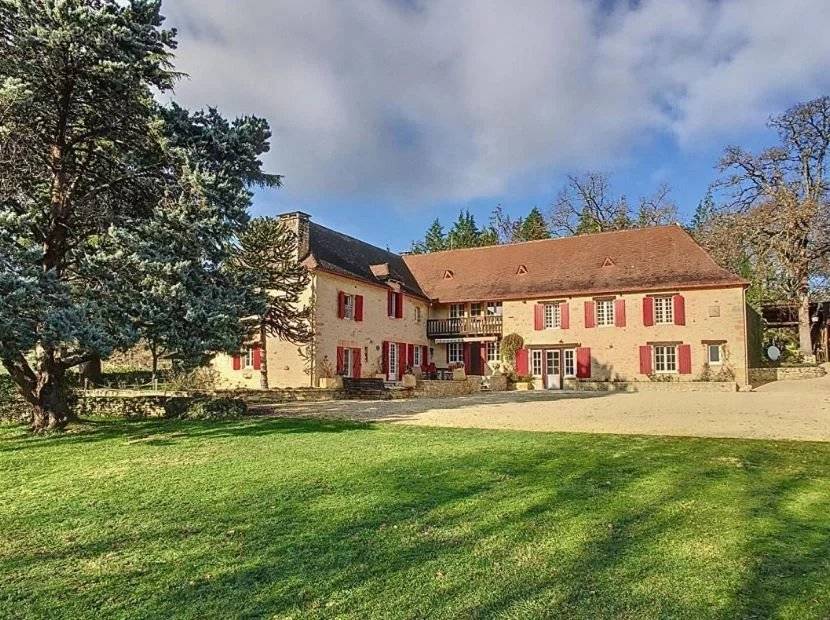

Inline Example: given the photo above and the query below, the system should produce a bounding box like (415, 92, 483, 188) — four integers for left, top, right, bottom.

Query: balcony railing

(427, 315, 503, 338)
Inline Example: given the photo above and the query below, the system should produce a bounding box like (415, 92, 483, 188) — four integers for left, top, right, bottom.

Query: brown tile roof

(402, 225, 747, 303)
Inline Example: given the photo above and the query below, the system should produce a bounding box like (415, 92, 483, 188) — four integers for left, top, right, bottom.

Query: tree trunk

(30, 363, 71, 433)
(151, 344, 159, 384)
(259, 323, 269, 389)
(797, 291, 815, 361)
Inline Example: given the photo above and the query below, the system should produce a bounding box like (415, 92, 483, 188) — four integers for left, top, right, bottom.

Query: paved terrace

(252, 371, 830, 442)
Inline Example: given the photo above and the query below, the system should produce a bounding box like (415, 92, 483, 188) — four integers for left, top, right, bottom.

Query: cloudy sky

(162, 0, 830, 250)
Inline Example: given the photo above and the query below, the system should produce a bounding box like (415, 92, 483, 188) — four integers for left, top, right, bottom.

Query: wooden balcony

(427, 315, 503, 338)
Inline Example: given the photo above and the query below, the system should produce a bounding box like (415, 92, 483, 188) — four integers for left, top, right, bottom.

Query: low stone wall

(563, 379, 737, 393)
(412, 377, 481, 398)
(74, 390, 195, 418)
(487, 374, 509, 392)
(226, 387, 346, 403)
(748, 366, 826, 386)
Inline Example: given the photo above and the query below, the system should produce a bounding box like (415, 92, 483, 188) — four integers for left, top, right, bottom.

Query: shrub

(166, 367, 218, 392)
(171, 396, 247, 420)
(501, 333, 524, 369)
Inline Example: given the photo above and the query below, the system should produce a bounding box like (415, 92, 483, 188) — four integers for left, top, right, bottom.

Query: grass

(1, 418, 829, 619)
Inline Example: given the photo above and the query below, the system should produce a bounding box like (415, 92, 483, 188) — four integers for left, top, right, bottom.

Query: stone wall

(748, 365, 826, 386)
(73, 390, 194, 418)
(563, 379, 737, 393)
(412, 377, 481, 398)
(230, 387, 347, 403)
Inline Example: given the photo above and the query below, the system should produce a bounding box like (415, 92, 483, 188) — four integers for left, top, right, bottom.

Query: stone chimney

(277, 211, 311, 261)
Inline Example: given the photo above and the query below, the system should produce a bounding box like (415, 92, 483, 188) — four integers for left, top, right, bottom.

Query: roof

(402, 225, 747, 303)
(304, 222, 427, 298)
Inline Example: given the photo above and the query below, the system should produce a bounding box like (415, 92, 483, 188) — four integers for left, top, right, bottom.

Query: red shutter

(353, 348, 362, 378)
(643, 296, 654, 326)
(463, 343, 471, 370)
(561, 302, 570, 329)
(398, 343, 406, 379)
(337, 291, 345, 319)
(407, 344, 415, 370)
(382, 341, 389, 374)
(639, 345, 653, 375)
(387, 291, 393, 317)
(576, 347, 591, 378)
(421, 345, 429, 370)
(481, 342, 488, 371)
(252, 346, 262, 370)
(354, 295, 364, 321)
(678, 344, 692, 374)
(534, 304, 544, 330)
(516, 348, 529, 375)
(674, 294, 686, 326)
(232, 354, 241, 370)
(396, 293, 404, 319)
(336, 347, 344, 375)
(584, 301, 596, 329)
(615, 299, 626, 327)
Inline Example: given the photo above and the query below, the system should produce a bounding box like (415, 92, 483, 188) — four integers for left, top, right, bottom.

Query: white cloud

(162, 0, 830, 205)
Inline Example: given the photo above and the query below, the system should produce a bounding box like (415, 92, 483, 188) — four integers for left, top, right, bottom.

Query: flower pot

(514, 382, 530, 391)
(452, 368, 467, 381)
(318, 376, 343, 389)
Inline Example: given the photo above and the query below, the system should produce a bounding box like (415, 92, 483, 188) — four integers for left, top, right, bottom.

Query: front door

(387, 343, 398, 381)
(468, 342, 482, 375)
(545, 349, 561, 389)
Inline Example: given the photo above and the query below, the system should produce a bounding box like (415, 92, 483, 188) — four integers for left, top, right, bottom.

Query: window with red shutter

(673, 294, 686, 325)
(253, 346, 262, 370)
(561, 302, 570, 329)
(354, 295, 364, 321)
(576, 347, 591, 378)
(534, 304, 544, 330)
(678, 343, 692, 374)
(643, 296, 654, 326)
(584, 301, 596, 328)
(639, 345, 653, 374)
(614, 299, 626, 327)
(396, 293, 404, 319)
(232, 354, 241, 371)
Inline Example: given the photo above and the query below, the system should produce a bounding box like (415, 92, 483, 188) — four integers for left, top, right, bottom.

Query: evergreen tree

(447, 210, 496, 249)
(514, 207, 550, 241)
(411, 218, 447, 253)
(690, 190, 716, 231)
(231, 218, 311, 389)
(0, 0, 274, 430)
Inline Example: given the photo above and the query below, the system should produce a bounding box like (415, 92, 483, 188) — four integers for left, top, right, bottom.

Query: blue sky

(162, 0, 830, 251)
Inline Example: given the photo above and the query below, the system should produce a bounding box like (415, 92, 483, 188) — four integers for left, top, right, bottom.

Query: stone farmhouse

(213, 211, 751, 389)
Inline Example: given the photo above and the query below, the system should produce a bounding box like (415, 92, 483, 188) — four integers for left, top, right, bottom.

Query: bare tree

(715, 96, 830, 358)
(550, 173, 677, 236)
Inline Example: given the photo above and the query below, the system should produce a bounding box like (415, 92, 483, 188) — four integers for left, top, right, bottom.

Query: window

(470, 303, 482, 316)
(389, 292, 399, 318)
(531, 350, 543, 376)
(654, 345, 677, 373)
(243, 345, 255, 369)
(487, 302, 503, 316)
(544, 303, 561, 329)
(654, 296, 673, 324)
(596, 299, 614, 326)
(413, 346, 422, 367)
(563, 349, 575, 377)
(707, 344, 722, 365)
(449, 303, 465, 319)
(342, 348, 355, 377)
(486, 341, 500, 362)
(447, 342, 463, 364)
(414, 306, 422, 323)
(343, 294, 355, 320)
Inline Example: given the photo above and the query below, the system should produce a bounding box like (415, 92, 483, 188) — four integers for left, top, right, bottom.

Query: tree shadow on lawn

(0, 416, 377, 452)
(15, 433, 823, 619)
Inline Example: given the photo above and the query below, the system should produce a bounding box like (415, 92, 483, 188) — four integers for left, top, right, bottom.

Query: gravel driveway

(257, 371, 830, 442)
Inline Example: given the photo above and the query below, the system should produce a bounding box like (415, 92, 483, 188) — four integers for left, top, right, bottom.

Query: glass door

(388, 344, 398, 381)
(545, 350, 561, 389)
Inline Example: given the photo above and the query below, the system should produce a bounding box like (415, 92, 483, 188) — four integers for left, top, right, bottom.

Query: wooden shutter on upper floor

(673, 295, 686, 326)
(396, 293, 404, 319)
(354, 295, 364, 321)
(561, 302, 570, 329)
(534, 304, 544, 330)
(584, 301, 596, 329)
(337, 291, 345, 319)
(643, 296, 654, 326)
(614, 299, 626, 327)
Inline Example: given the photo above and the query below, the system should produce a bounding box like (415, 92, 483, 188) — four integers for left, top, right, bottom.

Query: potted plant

(513, 374, 533, 391)
(450, 362, 466, 381)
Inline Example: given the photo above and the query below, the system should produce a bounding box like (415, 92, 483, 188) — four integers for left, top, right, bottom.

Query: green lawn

(1, 418, 829, 619)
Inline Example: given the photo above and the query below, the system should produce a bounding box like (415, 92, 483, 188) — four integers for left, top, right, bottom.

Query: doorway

(387, 343, 398, 381)
(468, 342, 483, 375)
(545, 349, 561, 389)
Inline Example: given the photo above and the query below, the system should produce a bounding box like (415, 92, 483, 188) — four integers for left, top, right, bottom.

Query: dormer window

(443, 270, 454, 279)
(602, 257, 616, 267)
(516, 265, 528, 275)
